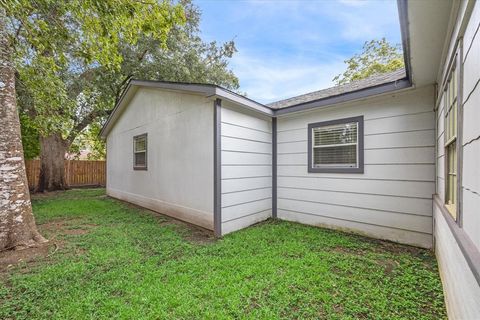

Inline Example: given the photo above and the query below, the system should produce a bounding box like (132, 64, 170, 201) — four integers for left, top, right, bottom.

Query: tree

(0, 1, 184, 251)
(0, 7, 47, 251)
(333, 38, 404, 85)
(6, 0, 185, 192)
(16, 0, 238, 191)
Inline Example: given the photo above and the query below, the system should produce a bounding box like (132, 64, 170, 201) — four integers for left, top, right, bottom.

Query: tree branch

(67, 109, 109, 143)
(114, 74, 133, 105)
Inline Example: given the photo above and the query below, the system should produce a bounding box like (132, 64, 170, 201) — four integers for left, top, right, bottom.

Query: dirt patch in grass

(0, 243, 51, 273)
(368, 239, 427, 256)
(39, 219, 93, 237)
(332, 246, 365, 256)
(31, 190, 66, 199)
(0, 218, 95, 274)
(63, 229, 89, 235)
(377, 258, 399, 275)
(183, 227, 215, 244)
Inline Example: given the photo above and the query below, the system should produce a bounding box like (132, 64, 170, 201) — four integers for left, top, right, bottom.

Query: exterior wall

(434, 206, 480, 318)
(276, 86, 435, 248)
(106, 88, 214, 229)
(220, 102, 272, 235)
(461, 0, 480, 249)
(434, 1, 480, 318)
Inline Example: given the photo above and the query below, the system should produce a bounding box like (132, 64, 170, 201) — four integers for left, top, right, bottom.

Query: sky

(196, 0, 402, 103)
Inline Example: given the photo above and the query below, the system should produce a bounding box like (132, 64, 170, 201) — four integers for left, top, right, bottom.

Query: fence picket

(25, 160, 106, 190)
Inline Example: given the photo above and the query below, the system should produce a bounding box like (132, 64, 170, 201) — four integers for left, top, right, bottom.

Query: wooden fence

(25, 160, 106, 190)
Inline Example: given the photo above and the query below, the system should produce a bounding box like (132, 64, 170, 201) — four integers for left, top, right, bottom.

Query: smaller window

(133, 134, 147, 170)
(308, 116, 364, 173)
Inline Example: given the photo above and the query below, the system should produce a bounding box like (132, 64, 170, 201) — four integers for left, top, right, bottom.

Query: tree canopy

(12, 0, 239, 161)
(333, 38, 405, 85)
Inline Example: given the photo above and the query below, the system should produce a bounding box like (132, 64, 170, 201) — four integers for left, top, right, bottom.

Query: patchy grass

(0, 189, 446, 319)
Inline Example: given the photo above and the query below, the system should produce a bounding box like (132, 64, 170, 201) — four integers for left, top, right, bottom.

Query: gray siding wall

(434, 1, 480, 317)
(461, 1, 480, 250)
(106, 88, 214, 229)
(276, 86, 435, 248)
(220, 102, 272, 235)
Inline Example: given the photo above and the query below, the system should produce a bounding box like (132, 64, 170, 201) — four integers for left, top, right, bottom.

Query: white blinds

(312, 122, 358, 167)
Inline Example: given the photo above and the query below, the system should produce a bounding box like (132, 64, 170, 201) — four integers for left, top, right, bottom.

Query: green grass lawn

(0, 189, 446, 319)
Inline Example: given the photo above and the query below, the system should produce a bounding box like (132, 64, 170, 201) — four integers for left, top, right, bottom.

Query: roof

(267, 69, 407, 109)
(100, 70, 412, 138)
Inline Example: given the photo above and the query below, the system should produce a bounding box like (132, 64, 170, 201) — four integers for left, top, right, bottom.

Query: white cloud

(197, 0, 402, 103)
(330, 2, 401, 41)
(231, 51, 346, 103)
(338, 0, 368, 7)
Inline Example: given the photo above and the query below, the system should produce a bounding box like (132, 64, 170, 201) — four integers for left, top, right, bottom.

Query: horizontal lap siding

(279, 209, 432, 247)
(461, 6, 480, 250)
(221, 105, 272, 235)
(278, 164, 435, 181)
(433, 203, 480, 319)
(434, 5, 480, 319)
(277, 86, 435, 248)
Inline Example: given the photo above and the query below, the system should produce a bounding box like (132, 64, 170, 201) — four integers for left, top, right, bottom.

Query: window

(308, 116, 364, 173)
(133, 134, 147, 170)
(444, 62, 458, 218)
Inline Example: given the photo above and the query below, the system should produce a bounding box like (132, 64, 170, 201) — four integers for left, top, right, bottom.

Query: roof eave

(99, 82, 136, 139)
(214, 87, 273, 116)
(273, 78, 412, 116)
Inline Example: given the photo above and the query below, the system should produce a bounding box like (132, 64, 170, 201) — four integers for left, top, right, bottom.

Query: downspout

(213, 98, 222, 237)
(272, 117, 277, 219)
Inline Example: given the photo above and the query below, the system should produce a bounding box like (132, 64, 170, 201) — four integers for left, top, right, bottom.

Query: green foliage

(0, 189, 446, 319)
(333, 38, 405, 85)
(6, 0, 238, 158)
(19, 113, 40, 159)
(4, 0, 185, 136)
(69, 123, 106, 160)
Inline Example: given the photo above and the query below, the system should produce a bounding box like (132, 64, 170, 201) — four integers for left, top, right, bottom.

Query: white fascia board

(214, 87, 273, 116)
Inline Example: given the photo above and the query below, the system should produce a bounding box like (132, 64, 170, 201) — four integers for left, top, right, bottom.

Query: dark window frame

(133, 133, 148, 170)
(308, 116, 364, 173)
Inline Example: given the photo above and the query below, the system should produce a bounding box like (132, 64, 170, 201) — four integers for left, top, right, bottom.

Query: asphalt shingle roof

(267, 69, 407, 109)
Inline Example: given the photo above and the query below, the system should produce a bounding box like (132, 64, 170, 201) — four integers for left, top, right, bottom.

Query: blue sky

(196, 0, 402, 103)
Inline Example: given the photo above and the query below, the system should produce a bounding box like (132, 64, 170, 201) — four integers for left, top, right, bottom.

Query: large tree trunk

(36, 134, 70, 192)
(0, 8, 47, 251)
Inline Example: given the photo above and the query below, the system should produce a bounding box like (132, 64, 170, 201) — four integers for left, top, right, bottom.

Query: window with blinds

(133, 134, 147, 170)
(444, 62, 458, 219)
(308, 116, 364, 173)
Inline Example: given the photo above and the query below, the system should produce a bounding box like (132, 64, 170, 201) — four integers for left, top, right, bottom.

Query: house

(100, 0, 480, 317)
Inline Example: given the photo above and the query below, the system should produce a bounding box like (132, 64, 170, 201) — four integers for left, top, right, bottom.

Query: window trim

(133, 133, 148, 170)
(442, 42, 463, 224)
(307, 116, 364, 173)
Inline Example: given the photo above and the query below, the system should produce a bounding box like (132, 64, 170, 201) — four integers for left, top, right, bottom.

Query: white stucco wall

(220, 102, 272, 235)
(106, 87, 214, 229)
(276, 86, 435, 248)
(434, 1, 480, 318)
